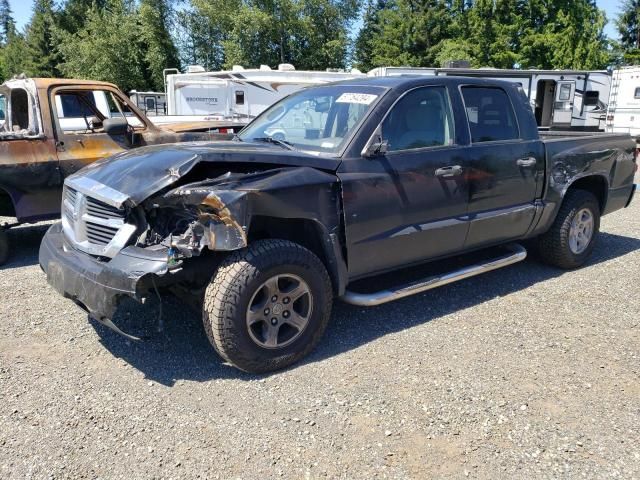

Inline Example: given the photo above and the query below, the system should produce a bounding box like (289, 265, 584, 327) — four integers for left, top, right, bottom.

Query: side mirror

(362, 137, 389, 158)
(103, 117, 129, 136)
(89, 116, 103, 130)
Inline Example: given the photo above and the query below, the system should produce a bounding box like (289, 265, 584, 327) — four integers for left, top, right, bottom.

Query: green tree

(0, 0, 15, 45)
(518, 0, 608, 69)
(56, 0, 145, 91)
(354, 0, 391, 70)
(139, 0, 181, 90)
(59, 0, 108, 33)
(192, 0, 358, 70)
(0, 30, 28, 80)
(616, 0, 640, 64)
(23, 0, 62, 77)
(175, 7, 225, 70)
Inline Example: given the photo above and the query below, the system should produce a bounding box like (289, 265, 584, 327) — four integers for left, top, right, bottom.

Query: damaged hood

(67, 141, 342, 205)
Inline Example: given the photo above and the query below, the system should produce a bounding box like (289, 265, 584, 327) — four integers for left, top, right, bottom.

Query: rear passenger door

(462, 86, 544, 248)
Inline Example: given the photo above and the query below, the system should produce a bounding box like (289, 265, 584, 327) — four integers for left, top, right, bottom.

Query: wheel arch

(247, 215, 348, 295)
(0, 187, 17, 218)
(564, 174, 608, 213)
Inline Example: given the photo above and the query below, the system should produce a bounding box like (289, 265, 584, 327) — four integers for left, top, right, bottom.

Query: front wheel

(537, 189, 600, 269)
(203, 239, 333, 373)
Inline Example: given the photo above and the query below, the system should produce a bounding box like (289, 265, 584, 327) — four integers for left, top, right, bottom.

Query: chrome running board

(340, 244, 527, 307)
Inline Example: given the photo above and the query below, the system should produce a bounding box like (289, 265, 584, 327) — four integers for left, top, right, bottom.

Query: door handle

(517, 157, 537, 168)
(435, 165, 463, 178)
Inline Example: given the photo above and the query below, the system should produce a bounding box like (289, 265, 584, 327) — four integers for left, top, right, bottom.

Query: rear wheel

(0, 227, 9, 266)
(203, 239, 333, 373)
(537, 189, 600, 269)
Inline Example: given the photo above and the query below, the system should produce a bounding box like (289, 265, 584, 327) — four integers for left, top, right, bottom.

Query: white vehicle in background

(129, 90, 167, 116)
(369, 66, 612, 131)
(164, 64, 364, 121)
(606, 66, 640, 148)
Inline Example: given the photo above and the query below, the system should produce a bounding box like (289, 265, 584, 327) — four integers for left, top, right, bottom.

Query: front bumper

(39, 222, 171, 321)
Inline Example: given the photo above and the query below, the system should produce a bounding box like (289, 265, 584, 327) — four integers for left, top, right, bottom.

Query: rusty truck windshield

(239, 85, 385, 155)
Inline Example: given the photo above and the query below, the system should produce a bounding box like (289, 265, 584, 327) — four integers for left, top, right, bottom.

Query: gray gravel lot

(1, 185, 639, 479)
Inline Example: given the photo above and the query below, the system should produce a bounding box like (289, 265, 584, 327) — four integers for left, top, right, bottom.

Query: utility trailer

(368, 67, 611, 131)
(164, 64, 364, 121)
(606, 66, 640, 150)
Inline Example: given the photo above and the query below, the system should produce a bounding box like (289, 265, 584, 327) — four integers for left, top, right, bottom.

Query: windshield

(239, 85, 385, 155)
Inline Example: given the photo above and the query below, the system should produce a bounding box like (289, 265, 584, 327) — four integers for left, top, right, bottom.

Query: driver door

(52, 87, 141, 177)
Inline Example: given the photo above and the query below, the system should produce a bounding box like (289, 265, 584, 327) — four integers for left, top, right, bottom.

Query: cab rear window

(461, 87, 519, 143)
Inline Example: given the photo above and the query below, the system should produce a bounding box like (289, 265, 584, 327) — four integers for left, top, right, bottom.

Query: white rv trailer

(369, 67, 612, 131)
(129, 90, 167, 116)
(606, 66, 640, 146)
(165, 64, 365, 120)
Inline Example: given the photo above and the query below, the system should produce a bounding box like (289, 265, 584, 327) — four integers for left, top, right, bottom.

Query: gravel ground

(1, 184, 639, 479)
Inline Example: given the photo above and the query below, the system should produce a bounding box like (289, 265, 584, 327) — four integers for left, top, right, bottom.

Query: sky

(7, 0, 624, 40)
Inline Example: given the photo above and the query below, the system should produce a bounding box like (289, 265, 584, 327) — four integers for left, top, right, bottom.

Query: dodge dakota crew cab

(0, 77, 243, 265)
(39, 77, 637, 373)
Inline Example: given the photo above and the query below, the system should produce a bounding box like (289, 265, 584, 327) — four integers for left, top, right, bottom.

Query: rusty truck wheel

(203, 239, 333, 373)
(0, 228, 9, 266)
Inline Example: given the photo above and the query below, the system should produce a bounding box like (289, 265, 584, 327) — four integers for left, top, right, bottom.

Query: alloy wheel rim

(568, 208, 594, 254)
(246, 274, 313, 349)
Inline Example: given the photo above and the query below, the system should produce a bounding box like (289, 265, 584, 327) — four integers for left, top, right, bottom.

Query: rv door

(233, 86, 249, 118)
(552, 80, 575, 128)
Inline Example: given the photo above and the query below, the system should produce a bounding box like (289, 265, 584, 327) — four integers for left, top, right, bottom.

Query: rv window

(145, 97, 156, 110)
(635, 87, 640, 99)
(461, 87, 519, 143)
(235, 91, 245, 105)
(584, 91, 599, 106)
(0, 95, 5, 121)
(558, 84, 572, 101)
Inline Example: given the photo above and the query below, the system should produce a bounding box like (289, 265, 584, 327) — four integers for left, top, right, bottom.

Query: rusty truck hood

(67, 141, 341, 205)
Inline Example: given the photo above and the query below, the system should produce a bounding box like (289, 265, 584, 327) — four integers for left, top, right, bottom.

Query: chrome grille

(61, 179, 136, 258)
(85, 220, 121, 246)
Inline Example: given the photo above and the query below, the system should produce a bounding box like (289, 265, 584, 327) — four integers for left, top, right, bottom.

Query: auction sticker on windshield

(336, 93, 378, 105)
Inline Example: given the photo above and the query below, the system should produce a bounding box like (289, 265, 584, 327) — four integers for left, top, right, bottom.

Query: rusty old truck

(0, 77, 244, 264)
(40, 77, 637, 373)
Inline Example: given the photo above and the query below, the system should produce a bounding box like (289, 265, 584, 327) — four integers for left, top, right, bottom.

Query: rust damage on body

(0, 77, 236, 224)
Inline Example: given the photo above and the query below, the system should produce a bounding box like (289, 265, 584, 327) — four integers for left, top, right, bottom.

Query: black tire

(537, 189, 600, 269)
(203, 239, 333, 373)
(0, 228, 9, 266)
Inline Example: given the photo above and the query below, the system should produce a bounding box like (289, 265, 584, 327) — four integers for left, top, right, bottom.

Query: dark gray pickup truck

(39, 77, 637, 373)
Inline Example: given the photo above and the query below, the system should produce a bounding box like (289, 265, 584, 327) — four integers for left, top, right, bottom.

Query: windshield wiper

(251, 137, 295, 150)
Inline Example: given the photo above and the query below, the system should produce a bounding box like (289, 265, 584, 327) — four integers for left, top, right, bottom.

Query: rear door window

(461, 87, 520, 143)
(382, 86, 454, 152)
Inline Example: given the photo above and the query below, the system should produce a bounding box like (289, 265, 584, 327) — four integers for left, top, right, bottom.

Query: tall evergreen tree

(0, 0, 15, 45)
(59, 0, 108, 33)
(24, 0, 62, 77)
(57, 0, 145, 91)
(139, 0, 181, 90)
(616, 0, 640, 64)
(354, 0, 389, 70)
